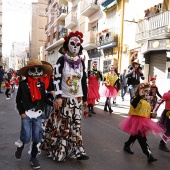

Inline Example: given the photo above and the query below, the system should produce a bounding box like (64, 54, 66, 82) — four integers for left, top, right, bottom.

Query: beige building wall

(30, 0, 47, 59)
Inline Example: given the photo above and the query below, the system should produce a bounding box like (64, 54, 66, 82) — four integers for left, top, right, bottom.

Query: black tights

(104, 97, 111, 109)
(125, 135, 151, 158)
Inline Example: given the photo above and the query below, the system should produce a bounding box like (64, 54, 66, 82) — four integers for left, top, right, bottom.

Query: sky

(2, 0, 38, 56)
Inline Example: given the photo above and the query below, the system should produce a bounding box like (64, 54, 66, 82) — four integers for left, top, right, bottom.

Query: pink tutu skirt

(99, 85, 117, 98)
(119, 115, 163, 137)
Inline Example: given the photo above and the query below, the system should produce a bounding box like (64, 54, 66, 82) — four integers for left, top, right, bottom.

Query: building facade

(30, 0, 48, 60)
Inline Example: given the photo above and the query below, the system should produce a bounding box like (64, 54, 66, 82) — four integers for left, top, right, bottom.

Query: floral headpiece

(64, 31, 83, 44)
(149, 75, 157, 81)
(139, 82, 150, 90)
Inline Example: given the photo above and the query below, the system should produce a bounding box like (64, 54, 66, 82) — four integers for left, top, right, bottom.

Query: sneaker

(15, 146, 24, 160)
(6, 98, 10, 100)
(30, 158, 41, 169)
(0, 91, 3, 93)
(77, 154, 89, 160)
(148, 155, 158, 163)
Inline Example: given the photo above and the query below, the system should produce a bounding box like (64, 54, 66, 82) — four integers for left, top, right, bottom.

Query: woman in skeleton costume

(15, 58, 53, 169)
(40, 31, 89, 161)
(87, 60, 102, 117)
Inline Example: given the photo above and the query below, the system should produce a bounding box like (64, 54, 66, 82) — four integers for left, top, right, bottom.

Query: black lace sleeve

(54, 56, 64, 99)
(81, 60, 87, 102)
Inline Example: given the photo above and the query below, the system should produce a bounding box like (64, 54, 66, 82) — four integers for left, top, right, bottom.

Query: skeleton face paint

(28, 67, 43, 77)
(68, 36, 81, 55)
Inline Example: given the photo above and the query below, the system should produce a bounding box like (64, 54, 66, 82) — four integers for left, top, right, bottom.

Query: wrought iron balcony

(58, 28, 68, 39)
(96, 28, 118, 48)
(57, 5, 68, 20)
(136, 10, 170, 43)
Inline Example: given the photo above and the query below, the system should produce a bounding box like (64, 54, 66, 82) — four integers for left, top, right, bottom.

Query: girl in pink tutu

(119, 82, 163, 163)
(87, 60, 102, 117)
(100, 65, 119, 114)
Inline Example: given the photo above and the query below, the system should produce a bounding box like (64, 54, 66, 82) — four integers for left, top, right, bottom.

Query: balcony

(65, 11, 77, 29)
(57, 5, 68, 21)
(82, 30, 97, 50)
(58, 28, 68, 39)
(81, 0, 100, 17)
(65, 0, 73, 2)
(96, 28, 118, 49)
(136, 10, 170, 43)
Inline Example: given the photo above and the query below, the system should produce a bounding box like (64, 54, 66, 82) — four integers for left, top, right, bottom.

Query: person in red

(158, 89, 170, 152)
(4, 78, 11, 99)
(87, 60, 102, 117)
(148, 75, 162, 112)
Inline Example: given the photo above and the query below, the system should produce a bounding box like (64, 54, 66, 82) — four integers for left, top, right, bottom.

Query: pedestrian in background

(126, 59, 144, 100)
(15, 58, 53, 169)
(87, 60, 102, 117)
(4, 78, 11, 99)
(120, 69, 128, 101)
(0, 65, 4, 93)
(158, 89, 170, 152)
(100, 65, 119, 114)
(119, 82, 163, 163)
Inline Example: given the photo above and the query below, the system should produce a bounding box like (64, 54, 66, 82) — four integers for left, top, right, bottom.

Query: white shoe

(6, 98, 10, 100)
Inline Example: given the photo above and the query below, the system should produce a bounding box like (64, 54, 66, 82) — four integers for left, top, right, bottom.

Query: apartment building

(0, 0, 2, 63)
(30, 0, 48, 60)
(45, 0, 123, 73)
(123, 0, 170, 93)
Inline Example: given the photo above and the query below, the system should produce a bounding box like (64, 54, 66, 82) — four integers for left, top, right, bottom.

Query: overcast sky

(2, 0, 38, 56)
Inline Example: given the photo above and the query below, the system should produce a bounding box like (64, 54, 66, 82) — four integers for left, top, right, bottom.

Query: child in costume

(87, 60, 102, 117)
(15, 58, 53, 169)
(119, 82, 163, 163)
(158, 90, 170, 152)
(100, 65, 119, 114)
(149, 75, 162, 112)
(40, 31, 89, 161)
(4, 78, 11, 99)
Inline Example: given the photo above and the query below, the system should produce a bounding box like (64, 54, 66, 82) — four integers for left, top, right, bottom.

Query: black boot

(123, 142, 134, 154)
(88, 107, 92, 117)
(148, 154, 158, 163)
(15, 144, 24, 160)
(91, 106, 96, 114)
(159, 140, 170, 152)
(109, 107, 113, 114)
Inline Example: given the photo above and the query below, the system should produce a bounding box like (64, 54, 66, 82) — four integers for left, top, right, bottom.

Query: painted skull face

(68, 36, 81, 55)
(28, 67, 43, 77)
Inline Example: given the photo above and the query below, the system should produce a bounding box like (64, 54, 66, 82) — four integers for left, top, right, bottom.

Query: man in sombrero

(14, 58, 53, 169)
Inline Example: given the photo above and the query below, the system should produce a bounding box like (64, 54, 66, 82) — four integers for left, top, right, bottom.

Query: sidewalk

(95, 93, 164, 118)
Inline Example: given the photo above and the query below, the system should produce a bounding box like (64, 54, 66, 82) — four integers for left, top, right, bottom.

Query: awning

(101, 0, 120, 11)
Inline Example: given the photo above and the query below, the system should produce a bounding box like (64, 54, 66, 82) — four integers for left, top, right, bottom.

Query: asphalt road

(0, 89, 169, 170)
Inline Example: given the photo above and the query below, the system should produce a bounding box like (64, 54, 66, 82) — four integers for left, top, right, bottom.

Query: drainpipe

(118, 0, 124, 73)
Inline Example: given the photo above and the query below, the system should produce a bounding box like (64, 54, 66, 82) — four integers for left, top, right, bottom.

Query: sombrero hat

(41, 60, 53, 75)
(18, 58, 53, 77)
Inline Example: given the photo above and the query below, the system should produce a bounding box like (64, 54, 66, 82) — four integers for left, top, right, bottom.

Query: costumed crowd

(6, 31, 169, 169)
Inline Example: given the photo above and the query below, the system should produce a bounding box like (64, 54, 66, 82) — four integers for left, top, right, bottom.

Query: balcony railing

(81, 0, 100, 17)
(82, 30, 97, 50)
(65, 11, 77, 29)
(57, 5, 68, 20)
(58, 28, 68, 39)
(96, 27, 118, 47)
(136, 10, 170, 43)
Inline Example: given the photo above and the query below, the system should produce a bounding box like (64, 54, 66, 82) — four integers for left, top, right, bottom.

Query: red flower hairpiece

(149, 75, 157, 81)
(64, 31, 83, 44)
